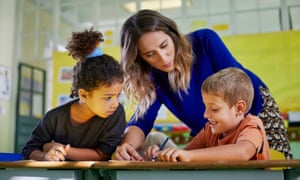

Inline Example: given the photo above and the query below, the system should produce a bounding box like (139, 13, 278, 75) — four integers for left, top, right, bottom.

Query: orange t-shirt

(185, 114, 270, 160)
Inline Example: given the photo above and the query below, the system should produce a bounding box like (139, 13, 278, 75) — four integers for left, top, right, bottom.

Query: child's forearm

(187, 142, 256, 161)
(29, 150, 47, 161)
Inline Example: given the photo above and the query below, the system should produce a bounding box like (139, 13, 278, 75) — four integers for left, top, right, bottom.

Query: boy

(155, 67, 270, 161)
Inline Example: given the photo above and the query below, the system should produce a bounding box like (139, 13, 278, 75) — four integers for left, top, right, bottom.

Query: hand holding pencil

(151, 137, 169, 161)
(143, 132, 177, 161)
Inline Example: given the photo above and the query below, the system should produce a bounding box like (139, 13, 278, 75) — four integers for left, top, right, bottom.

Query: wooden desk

(0, 161, 93, 180)
(0, 160, 300, 180)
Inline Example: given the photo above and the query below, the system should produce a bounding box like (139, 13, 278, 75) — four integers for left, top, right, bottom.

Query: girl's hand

(43, 141, 65, 152)
(44, 145, 68, 161)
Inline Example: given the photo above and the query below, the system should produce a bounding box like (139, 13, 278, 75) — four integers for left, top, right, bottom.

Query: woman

(114, 9, 292, 161)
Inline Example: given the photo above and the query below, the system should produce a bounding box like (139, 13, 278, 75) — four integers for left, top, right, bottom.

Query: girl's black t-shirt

(22, 99, 126, 160)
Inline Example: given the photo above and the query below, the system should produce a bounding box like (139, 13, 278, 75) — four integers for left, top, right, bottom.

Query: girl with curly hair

(22, 28, 126, 161)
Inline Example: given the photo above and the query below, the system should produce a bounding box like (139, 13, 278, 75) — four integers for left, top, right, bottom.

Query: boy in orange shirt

(154, 67, 270, 161)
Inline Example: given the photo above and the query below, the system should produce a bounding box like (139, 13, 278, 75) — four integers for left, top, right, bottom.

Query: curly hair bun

(66, 27, 104, 61)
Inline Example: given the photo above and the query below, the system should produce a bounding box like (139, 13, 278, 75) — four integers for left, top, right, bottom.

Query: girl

(22, 28, 126, 161)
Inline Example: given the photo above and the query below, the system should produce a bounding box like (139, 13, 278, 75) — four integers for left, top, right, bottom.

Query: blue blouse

(127, 28, 267, 137)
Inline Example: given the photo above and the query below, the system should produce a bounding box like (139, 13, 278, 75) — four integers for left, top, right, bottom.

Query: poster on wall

(0, 65, 11, 100)
(58, 67, 73, 83)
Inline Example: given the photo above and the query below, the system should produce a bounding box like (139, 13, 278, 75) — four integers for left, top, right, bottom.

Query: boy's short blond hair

(201, 67, 254, 112)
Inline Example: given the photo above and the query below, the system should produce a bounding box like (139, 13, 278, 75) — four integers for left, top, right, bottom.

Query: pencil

(159, 137, 169, 151)
(152, 137, 169, 161)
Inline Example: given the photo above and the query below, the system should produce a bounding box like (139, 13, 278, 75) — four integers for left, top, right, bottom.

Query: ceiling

(28, 0, 194, 29)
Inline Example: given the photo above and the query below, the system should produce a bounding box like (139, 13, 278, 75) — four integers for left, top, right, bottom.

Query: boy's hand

(157, 148, 190, 162)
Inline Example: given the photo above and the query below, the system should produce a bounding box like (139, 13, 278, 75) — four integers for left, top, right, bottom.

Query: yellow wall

(52, 31, 300, 122)
(223, 30, 300, 112)
(52, 52, 75, 107)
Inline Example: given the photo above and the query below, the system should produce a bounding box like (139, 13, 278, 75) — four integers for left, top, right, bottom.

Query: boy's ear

(236, 100, 247, 115)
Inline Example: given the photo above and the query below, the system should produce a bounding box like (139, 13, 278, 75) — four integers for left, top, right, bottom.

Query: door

(14, 63, 46, 153)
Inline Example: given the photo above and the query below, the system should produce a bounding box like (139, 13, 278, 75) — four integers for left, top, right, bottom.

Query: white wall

(0, 0, 17, 152)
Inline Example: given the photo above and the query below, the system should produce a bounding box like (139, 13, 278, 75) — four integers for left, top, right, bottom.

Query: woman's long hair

(120, 9, 193, 119)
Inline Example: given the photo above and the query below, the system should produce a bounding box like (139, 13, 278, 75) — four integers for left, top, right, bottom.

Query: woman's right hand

(112, 143, 144, 161)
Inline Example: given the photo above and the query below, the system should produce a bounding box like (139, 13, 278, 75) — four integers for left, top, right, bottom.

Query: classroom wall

(223, 30, 300, 113)
(0, 0, 17, 152)
(52, 30, 300, 123)
(1, 0, 299, 154)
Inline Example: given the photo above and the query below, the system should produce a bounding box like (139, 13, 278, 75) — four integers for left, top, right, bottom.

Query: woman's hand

(112, 143, 144, 161)
(143, 144, 160, 161)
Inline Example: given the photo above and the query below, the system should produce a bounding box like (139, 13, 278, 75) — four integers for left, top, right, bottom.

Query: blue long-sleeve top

(127, 28, 267, 137)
